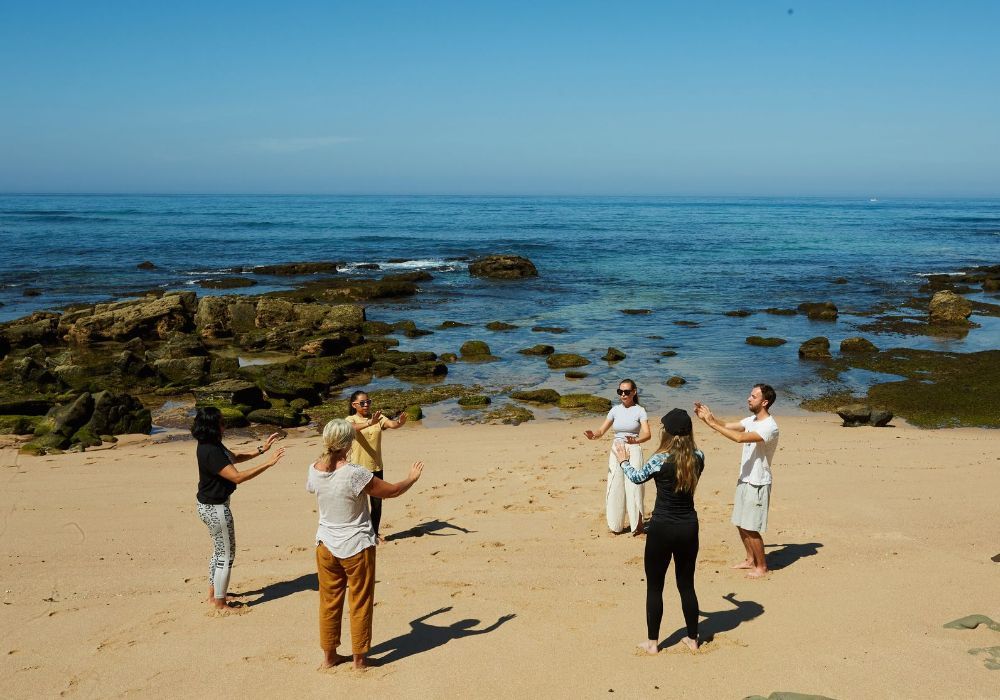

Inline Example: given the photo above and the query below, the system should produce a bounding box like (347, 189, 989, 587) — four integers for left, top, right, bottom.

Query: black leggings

(644, 519, 699, 640)
(370, 469, 384, 536)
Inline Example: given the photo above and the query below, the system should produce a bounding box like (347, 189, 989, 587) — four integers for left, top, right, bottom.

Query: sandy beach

(1, 414, 998, 699)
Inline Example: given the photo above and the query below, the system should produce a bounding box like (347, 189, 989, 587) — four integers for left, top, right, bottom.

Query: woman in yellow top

(346, 390, 408, 541)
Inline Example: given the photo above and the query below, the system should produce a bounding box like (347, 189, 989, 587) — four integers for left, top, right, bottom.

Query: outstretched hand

(693, 402, 714, 423)
(263, 432, 282, 450)
(583, 430, 598, 440)
(408, 461, 425, 481)
(368, 409, 383, 426)
(268, 447, 286, 466)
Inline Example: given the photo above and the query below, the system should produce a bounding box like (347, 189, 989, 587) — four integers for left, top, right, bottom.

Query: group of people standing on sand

(584, 378, 779, 653)
(192, 389, 416, 669)
(191, 377, 779, 667)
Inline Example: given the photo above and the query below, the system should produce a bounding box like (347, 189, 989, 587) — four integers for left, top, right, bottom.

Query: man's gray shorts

(731, 481, 770, 533)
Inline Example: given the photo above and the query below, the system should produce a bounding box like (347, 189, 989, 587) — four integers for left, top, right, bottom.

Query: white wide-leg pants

(606, 442, 645, 533)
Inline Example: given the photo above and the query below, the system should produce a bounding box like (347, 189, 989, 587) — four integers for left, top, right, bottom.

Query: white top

(306, 463, 376, 558)
(738, 415, 780, 486)
(607, 403, 648, 439)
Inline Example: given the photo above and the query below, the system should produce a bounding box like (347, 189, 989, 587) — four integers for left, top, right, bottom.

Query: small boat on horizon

(869, 197, 879, 202)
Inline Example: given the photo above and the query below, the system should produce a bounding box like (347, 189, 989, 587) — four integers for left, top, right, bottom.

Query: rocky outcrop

(928, 290, 972, 326)
(511, 389, 561, 405)
(468, 255, 538, 280)
(557, 394, 612, 412)
(746, 336, 787, 347)
(19, 391, 150, 453)
(840, 337, 878, 353)
(798, 337, 832, 360)
(602, 347, 626, 362)
(459, 340, 498, 362)
(63, 293, 197, 344)
(836, 404, 893, 427)
(253, 261, 342, 275)
(0, 312, 61, 349)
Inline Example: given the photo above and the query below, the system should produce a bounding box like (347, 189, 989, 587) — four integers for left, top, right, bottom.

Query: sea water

(1, 195, 998, 416)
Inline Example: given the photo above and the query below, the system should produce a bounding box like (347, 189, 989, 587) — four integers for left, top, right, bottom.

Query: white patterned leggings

(197, 502, 235, 599)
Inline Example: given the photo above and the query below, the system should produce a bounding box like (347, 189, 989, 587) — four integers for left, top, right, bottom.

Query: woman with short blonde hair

(307, 418, 426, 669)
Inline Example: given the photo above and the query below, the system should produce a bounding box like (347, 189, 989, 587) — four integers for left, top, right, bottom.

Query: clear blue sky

(1, 1, 997, 196)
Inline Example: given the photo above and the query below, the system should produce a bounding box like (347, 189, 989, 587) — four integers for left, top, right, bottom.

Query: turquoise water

(1, 195, 998, 415)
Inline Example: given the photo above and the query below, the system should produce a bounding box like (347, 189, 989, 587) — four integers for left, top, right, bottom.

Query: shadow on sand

(660, 592, 764, 649)
(765, 542, 824, 571)
(368, 606, 515, 665)
(241, 573, 318, 607)
(385, 519, 476, 542)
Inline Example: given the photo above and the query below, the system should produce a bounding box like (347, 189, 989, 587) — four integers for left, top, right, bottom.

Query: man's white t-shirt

(607, 404, 648, 440)
(738, 415, 779, 485)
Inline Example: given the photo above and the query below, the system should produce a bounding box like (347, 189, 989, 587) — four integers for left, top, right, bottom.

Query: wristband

(257, 445, 264, 455)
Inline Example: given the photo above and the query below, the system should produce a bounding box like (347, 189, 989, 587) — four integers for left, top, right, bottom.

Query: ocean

(2, 195, 998, 418)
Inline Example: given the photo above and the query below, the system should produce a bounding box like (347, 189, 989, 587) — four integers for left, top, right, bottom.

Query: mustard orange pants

(316, 543, 376, 655)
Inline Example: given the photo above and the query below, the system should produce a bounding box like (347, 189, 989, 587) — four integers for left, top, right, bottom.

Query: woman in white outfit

(584, 378, 651, 535)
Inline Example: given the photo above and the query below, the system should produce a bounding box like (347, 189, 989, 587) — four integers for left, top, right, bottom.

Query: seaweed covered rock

(458, 394, 491, 407)
(64, 292, 197, 344)
(485, 321, 518, 331)
(840, 337, 878, 354)
(393, 361, 448, 381)
(511, 389, 561, 404)
(836, 404, 893, 427)
(253, 261, 342, 275)
(798, 301, 838, 321)
(546, 353, 589, 369)
(79, 391, 152, 437)
(602, 347, 626, 362)
(518, 344, 555, 356)
(461, 404, 535, 425)
(798, 337, 832, 360)
(558, 394, 612, 412)
(531, 326, 567, 333)
(928, 290, 972, 326)
(0, 312, 61, 349)
(459, 340, 498, 361)
(746, 336, 787, 347)
(666, 376, 687, 387)
(0, 415, 41, 435)
(193, 380, 266, 410)
(246, 406, 308, 428)
(198, 277, 256, 289)
(468, 255, 538, 280)
(438, 320, 470, 329)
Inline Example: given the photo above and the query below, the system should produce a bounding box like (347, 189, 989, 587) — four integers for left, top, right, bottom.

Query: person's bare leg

(681, 636, 699, 651)
(354, 653, 378, 669)
(632, 513, 645, 537)
(745, 530, 768, 578)
(636, 639, 658, 654)
(732, 527, 753, 569)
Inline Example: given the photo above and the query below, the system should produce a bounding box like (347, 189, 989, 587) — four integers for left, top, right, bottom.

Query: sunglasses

(354, 400, 372, 406)
(616, 389, 634, 396)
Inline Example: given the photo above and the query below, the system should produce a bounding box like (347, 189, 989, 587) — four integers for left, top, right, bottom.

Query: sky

(0, 1, 998, 196)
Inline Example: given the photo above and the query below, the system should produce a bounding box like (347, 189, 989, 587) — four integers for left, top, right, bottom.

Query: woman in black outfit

(192, 407, 285, 610)
(613, 408, 704, 653)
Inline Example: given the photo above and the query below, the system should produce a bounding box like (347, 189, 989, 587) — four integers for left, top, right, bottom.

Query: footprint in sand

(967, 646, 1000, 670)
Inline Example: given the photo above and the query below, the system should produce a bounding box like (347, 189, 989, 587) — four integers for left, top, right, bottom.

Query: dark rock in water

(394, 361, 448, 381)
(746, 336, 787, 347)
(198, 277, 257, 289)
(485, 321, 518, 331)
(511, 389, 561, 404)
(468, 255, 538, 280)
(558, 394, 612, 412)
(531, 326, 568, 333)
(362, 320, 394, 336)
(621, 309, 651, 315)
(439, 352, 458, 363)
(23, 288, 42, 297)
(666, 376, 686, 387)
(193, 380, 266, 409)
(602, 347, 626, 362)
(798, 302, 838, 321)
(355, 263, 381, 270)
(840, 336, 878, 353)
(660, 350, 678, 357)
(546, 353, 589, 369)
(833, 277, 848, 284)
(383, 271, 433, 283)
(673, 320, 700, 327)
(836, 403, 871, 426)
(983, 278, 1000, 292)
(459, 340, 496, 361)
(928, 290, 972, 326)
(438, 320, 470, 329)
(565, 371, 588, 379)
(253, 261, 342, 275)
(137, 261, 156, 270)
(247, 406, 308, 428)
(725, 309, 753, 317)
(764, 308, 797, 316)
(458, 394, 491, 407)
(518, 344, 555, 356)
(798, 337, 832, 360)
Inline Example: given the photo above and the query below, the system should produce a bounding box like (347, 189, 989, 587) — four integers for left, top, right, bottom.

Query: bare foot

(731, 560, 753, 570)
(353, 655, 379, 670)
(632, 520, 645, 537)
(636, 640, 659, 655)
(318, 653, 351, 670)
(746, 568, 768, 579)
(681, 636, 699, 652)
(376, 535, 386, 545)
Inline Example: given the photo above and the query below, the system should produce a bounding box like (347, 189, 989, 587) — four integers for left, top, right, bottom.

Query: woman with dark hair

(584, 378, 651, 535)
(614, 408, 705, 654)
(344, 390, 407, 542)
(192, 406, 285, 610)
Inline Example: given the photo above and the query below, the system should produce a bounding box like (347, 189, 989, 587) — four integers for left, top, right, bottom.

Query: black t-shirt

(646, 451, 706, 524)
(196, 442, 236, 505)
